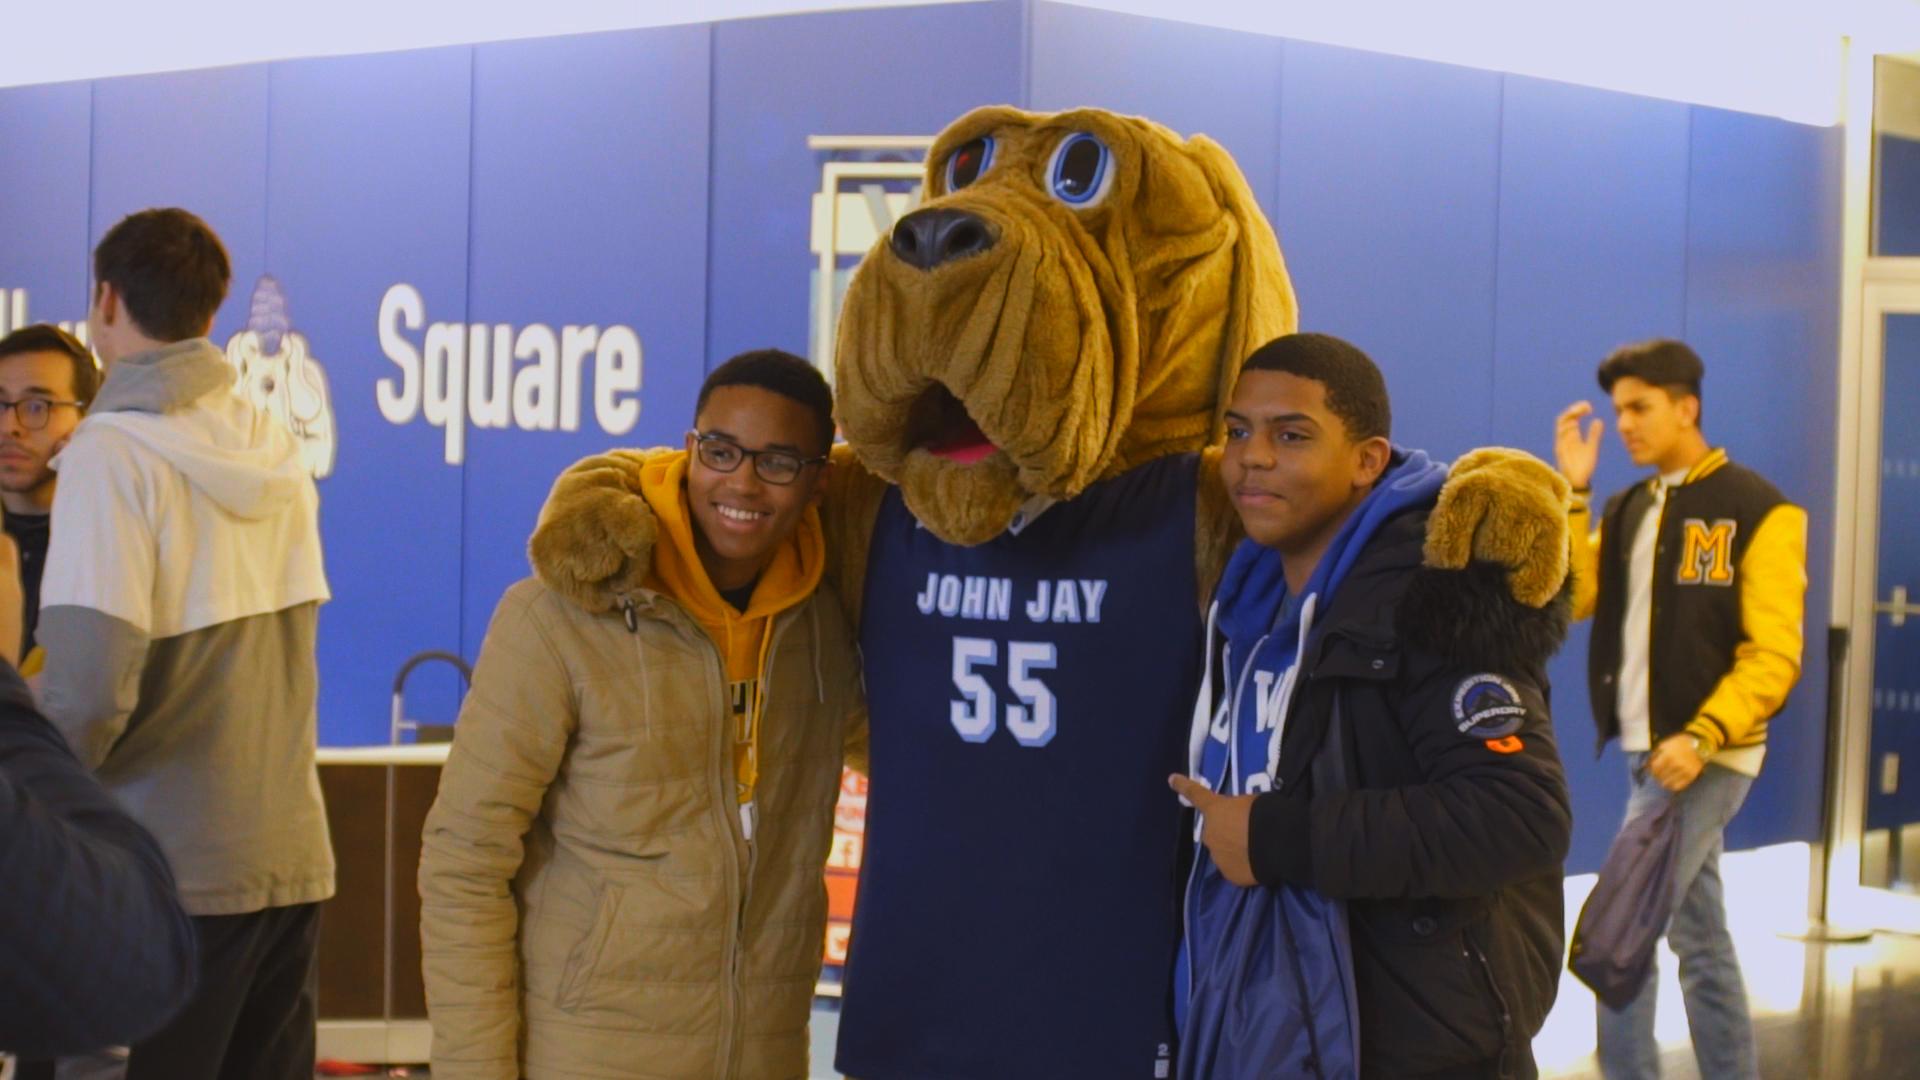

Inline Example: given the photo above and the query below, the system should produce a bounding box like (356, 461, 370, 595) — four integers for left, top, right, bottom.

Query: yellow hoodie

(638, 451, 825, 807)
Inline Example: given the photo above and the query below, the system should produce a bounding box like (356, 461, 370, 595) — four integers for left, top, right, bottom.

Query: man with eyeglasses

(0, 324, 97, 669)
(421, 348, 867, 1080)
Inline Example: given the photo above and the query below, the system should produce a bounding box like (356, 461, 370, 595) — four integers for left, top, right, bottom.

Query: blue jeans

(1595, 755, 1757, 1079)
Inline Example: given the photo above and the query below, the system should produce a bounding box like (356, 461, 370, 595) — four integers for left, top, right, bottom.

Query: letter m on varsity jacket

(1676, 519, 1737, 586)
(1578, 448, 1808, 758)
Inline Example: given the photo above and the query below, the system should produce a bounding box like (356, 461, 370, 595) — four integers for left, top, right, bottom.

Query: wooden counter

(314, 743, 449, 1064)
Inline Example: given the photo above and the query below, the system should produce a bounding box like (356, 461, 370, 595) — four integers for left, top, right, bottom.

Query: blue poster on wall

(0, 0, 1846, 865)
(90, 66, 272, 347)
(0, 81, 91, 336)
(265, 46, 477, 746)
(457, 24, 713, 664)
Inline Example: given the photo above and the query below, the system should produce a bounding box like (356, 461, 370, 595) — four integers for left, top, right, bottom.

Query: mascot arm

(527, 448, 660, 613)
(821, 443, 888, 630)
(526, 443, 883, 631)
(1426, 448, 1573, 609)
(1190, 446, 1571, 616)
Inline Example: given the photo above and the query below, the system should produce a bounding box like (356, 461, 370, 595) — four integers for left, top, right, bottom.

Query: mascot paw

(528, 450, 663, 613)
(1424, 448, 1571, 609)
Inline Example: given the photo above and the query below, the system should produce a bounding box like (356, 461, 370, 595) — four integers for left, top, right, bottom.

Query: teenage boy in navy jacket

(1174, 333, 1573, 1079)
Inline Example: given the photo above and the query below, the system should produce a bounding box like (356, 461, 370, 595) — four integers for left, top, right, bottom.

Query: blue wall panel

(1685, 107, 1843, 852)
(0, 81, 91, 324)
(266, 48, 475, 745)
(90, 66, 271, 345)
(1275, 41, 1502, 462)
(707, 1, 1027, 369)
(0, 6, 1846, 851)
(460, 26, 712, 662)
(1029, 1, 1282, 202)
(1490, 77, 1692, 872)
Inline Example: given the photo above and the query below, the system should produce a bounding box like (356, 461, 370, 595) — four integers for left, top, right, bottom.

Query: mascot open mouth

(908, 382, 997, 465)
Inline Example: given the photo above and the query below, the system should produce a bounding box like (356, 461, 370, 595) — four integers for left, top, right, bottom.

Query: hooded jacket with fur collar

(419, 449, 866, 1080)
(1237, 504, 1574, 1079)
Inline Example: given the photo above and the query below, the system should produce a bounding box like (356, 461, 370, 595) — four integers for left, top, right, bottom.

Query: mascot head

(834, 105, 1295, 544)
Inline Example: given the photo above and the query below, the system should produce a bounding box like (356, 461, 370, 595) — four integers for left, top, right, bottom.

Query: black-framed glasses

(0, 398, 85, 431)
(690, 431, 826, 486)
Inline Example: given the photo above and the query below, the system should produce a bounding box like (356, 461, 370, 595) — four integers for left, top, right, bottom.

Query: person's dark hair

(695, 349, 835, 454)
(92, 208, 232, 343)
(1240, 332, 1391, 442)
(0, 324, 100, 407)
(1596, 339, 1704, 404)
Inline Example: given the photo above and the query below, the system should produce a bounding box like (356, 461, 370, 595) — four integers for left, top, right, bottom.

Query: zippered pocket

(1464, 930, 1515, 1079)
(555, 881, 623, 1012)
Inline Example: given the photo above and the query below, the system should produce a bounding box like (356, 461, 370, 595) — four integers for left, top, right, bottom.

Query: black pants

(124, 903, 320, 1080)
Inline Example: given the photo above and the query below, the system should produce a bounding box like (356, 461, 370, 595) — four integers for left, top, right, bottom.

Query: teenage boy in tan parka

(420, 349, 867, 1080)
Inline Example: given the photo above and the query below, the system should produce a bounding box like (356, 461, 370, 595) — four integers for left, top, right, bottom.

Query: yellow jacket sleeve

(1569, 499, 1602, 622)
(1687, 504, 1807, 752)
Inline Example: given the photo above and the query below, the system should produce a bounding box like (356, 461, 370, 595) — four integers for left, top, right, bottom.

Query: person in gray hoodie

(37, 208, 333, 1080)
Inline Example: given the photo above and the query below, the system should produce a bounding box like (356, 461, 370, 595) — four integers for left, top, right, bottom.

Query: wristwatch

(1691, 734, 1714, 762)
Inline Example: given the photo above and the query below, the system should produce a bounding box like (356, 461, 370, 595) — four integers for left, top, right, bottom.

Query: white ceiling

(10, 0, 1920, 124)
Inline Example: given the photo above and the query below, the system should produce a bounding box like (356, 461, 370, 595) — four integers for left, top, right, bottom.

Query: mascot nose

(890, 208, 995, 270)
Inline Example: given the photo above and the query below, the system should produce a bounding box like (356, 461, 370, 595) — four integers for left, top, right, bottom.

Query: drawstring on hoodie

(1187, 590, 1320, 828)
(811, 601, 825, 705)
(622, 597, 639, 634)
(1264, 594, 1318, 785)
(1187, 602, 1224, 781)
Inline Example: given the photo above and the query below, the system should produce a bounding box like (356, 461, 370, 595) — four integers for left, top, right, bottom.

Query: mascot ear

(1185, 136, 1296, 440)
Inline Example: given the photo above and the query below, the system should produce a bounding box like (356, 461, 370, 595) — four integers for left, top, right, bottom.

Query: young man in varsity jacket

(1554, 338, 1808, 1080)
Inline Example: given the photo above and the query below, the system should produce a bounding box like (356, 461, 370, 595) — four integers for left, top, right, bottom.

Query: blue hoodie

(1177, 448, 1447, 1079)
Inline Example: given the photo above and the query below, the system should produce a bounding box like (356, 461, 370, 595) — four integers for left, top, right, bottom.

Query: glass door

(1831, 277, 1920, 931)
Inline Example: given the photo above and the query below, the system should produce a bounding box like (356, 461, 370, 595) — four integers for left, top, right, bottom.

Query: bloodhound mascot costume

(533, 106, 1570, 1078)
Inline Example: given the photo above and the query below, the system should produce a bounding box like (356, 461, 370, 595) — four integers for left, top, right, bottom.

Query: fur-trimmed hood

(1308, 504, 1572, 679)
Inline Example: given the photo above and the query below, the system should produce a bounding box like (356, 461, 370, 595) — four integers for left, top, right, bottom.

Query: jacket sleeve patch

(1452, 674, 1528, 739)
(1483, 734, 1525, 754)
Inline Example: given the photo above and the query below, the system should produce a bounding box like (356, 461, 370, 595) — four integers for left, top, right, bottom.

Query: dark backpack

(1568, 796, 1683, 1009)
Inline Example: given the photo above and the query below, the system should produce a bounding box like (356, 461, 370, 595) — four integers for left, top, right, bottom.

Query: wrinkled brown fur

(526, 107, 1571, 631)
(1422, 448, 1572, 608)
(527, 449, 659, 614)
(835, 106, 1294, 544)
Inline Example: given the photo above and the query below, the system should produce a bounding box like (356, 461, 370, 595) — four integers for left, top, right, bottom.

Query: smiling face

(683, 385, 827, 592)
(1221, 370, 1389, 582)
(0, 350, 85, 512)
(833, 105, 1294, 545)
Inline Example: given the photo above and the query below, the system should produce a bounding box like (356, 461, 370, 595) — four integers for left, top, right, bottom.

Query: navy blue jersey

(836, 454, 1204, 1080)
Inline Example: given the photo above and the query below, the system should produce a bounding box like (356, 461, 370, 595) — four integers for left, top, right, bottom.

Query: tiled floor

(146, 841, 1920, 1078)
(269, 900, 1920, 1077)
(805, 844, 1920, 1079)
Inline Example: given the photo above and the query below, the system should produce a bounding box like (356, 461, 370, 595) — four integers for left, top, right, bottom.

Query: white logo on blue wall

(225, 276, 337, 479)
(1452, 674, 1527, 739)
(375, 283, 644, 466)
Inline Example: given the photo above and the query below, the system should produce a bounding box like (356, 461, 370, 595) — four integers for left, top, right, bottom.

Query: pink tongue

(929, 421, 997, 464)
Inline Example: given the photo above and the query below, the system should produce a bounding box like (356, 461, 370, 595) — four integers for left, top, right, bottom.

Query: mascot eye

(945, 137, 994, 191)
(1047, 133, 1113, 207)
